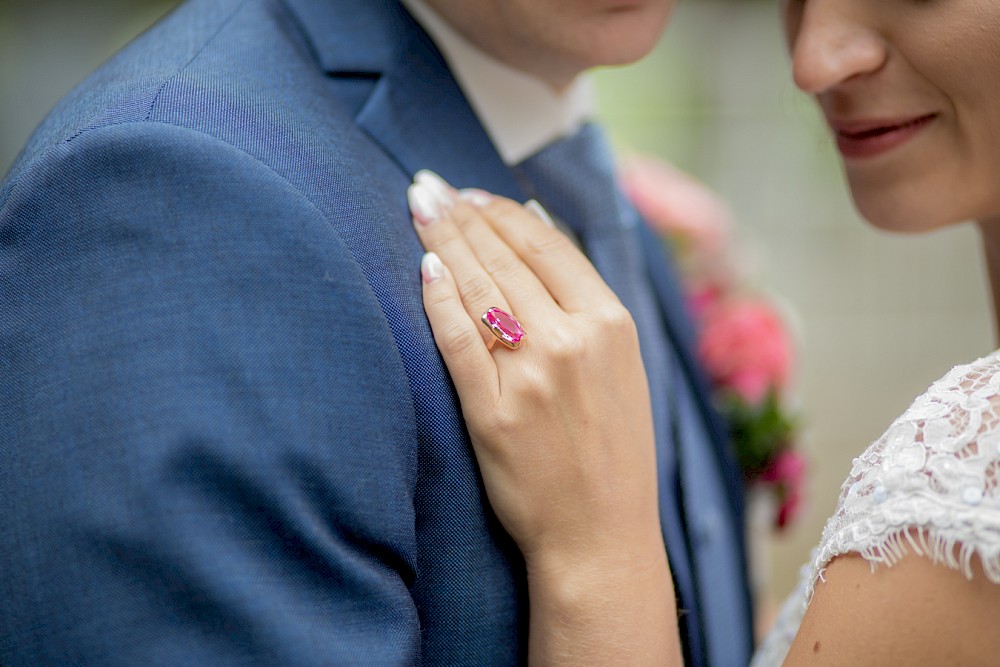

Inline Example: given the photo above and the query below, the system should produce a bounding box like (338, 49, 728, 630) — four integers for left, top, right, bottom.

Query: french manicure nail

(459, 189, 492, 207)
(421, 251, 445, 283)
(525, 199, 554, 227)
(415, 170, 456, 208)
(408, 183, 440, 225)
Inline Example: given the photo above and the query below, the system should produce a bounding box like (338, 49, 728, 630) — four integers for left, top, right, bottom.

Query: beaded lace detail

(752, 350, 1000, 666)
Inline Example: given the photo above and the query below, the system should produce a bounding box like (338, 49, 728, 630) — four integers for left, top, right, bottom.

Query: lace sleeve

(751, 350, 1000, 667)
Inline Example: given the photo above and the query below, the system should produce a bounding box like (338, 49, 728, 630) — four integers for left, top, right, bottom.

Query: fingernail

(408, 183, 440, 225)
(525, 199, 554, 227)
(415, 170, 456, 209)
(421, 251, 445, 283)
(459, 189, 492, 207)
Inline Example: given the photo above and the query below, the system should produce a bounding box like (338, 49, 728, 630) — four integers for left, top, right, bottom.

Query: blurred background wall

(2, 0, 994, 619)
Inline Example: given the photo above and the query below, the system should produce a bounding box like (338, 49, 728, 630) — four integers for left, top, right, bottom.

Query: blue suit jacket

(0, 0, 752, 663)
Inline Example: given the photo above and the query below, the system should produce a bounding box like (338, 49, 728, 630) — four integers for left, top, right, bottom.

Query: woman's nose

(789, 1, 887, 94)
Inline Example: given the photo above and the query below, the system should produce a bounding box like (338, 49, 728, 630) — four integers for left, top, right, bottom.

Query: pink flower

(697, 298, 793, 403)
(762, 450, 807, 530)
(620, 155, 732, 260)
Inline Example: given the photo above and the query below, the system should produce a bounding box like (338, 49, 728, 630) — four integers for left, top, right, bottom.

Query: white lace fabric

(752, 350, 1000, 666)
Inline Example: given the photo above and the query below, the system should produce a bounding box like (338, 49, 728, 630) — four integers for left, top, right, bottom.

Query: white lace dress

(751, 350, 1000, 666)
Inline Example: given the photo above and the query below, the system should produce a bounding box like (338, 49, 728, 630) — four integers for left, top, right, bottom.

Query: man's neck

(400, 0, 594, 165)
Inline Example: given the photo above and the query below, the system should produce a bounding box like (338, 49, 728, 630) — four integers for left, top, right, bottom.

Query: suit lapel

(280, 0, 404, 74)
(354, 21, 525, 198)
(283, 0, 525, 198)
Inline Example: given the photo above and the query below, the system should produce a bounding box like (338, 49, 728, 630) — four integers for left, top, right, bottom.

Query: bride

(408, 0, 1000, 663)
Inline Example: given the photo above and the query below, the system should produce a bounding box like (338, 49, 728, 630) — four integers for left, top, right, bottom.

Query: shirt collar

(400, 0, 595, 166)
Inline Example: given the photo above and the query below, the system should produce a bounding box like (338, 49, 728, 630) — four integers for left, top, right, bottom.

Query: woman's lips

(832, 114, 937, 159)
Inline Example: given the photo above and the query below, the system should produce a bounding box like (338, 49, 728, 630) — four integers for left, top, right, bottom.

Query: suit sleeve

(0, 122, 421, 665)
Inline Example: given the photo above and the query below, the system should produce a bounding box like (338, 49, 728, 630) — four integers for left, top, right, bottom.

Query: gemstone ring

(481, 307, 526, 350)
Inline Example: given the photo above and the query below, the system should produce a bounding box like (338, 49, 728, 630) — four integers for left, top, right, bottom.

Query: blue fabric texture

(0, 0, 750, 664)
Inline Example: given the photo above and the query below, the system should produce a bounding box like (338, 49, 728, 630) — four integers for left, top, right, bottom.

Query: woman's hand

(409, 170, 681, 666)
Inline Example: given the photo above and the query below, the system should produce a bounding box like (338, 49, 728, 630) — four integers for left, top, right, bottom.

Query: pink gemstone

(483, 307, 526, 348)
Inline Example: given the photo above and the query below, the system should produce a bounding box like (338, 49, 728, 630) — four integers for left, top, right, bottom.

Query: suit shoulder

(4, 0, 343, 193)
(5, 1, 248, 182)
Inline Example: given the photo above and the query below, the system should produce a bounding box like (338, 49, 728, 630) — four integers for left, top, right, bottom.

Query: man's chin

(856, 197, 964, 235)
(579, 18, 670, 69)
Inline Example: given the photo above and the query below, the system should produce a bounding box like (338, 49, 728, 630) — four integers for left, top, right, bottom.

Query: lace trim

(816, 523, 1000, 589)
(805, 349, 1000, 599)
(752, 349, 1000, 667)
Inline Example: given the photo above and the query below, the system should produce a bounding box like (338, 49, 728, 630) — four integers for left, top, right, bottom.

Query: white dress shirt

(400, 0, 595, 166)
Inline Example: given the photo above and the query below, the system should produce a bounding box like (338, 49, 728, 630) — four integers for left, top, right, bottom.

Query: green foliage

(720, 389, 797, 480)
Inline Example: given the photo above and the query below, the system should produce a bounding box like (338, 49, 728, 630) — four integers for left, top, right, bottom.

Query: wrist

(524, 525, 670, 605)
(523, 529, 681, 666)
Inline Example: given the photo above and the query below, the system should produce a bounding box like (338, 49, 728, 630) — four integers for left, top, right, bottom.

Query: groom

(0, 0, 752, 664)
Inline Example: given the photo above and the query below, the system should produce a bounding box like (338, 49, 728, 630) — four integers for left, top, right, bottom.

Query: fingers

(436, 198, 556, 318)
(409, 176, 516, 348)
(409, 172, 557, 334)
(458, 191, 621, 313)
(419, 251, 499, 405)
(409, 171, 626, 365)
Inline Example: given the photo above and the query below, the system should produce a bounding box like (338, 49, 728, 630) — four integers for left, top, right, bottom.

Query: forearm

(525, 533, 683, 666)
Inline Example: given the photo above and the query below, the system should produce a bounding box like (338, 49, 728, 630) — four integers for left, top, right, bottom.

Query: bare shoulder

(783, 548, 1000, 666)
